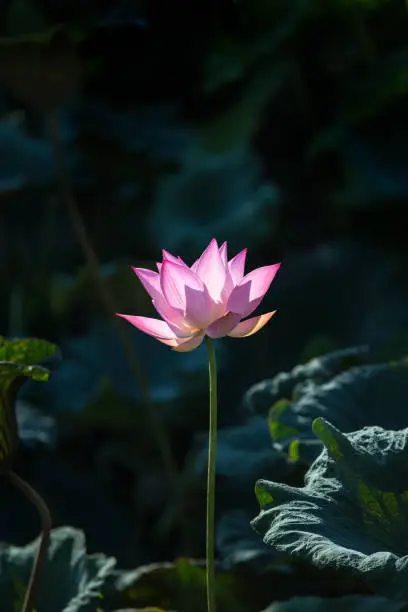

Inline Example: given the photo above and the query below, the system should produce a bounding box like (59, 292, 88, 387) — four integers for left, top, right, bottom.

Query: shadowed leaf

(0, 526, 116, 611)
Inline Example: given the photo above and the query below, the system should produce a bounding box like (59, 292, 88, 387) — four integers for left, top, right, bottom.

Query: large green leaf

(267, 362, 408, 464)
(0, 526, 116, 612)
(252, 418, 408, 604)
(262, 594, 406, 611)
(244, 346, 372, 415)
(0, 337, 57, 470)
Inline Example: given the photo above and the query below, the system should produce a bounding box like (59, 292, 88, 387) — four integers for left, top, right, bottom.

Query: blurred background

(1, 0, 408, 608)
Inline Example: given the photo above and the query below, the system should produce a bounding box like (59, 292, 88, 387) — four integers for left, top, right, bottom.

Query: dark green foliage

(2, 0, 408, 609)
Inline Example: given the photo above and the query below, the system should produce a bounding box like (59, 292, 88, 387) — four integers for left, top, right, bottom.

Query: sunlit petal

(160, 260, 216, 328)
(206, 313, 241, 338)
(184, 285, 215, 328)
(191, 238, 219, 273)
(228, 248, 247, 285)
(195, 238, 226, 303)
(116, 313, 181, 339)
(132, 267, 189, 330)
(162, 249, 179, 264)
(160, 261, 200, 310)
(227, 263, 280, 317)
(219, 241, 228, 266)
(228, 311, 276, 338)
(172, 333, 205, 352)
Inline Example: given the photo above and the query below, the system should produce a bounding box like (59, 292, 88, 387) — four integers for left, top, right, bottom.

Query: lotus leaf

(253, 418, 408, 604)
(244, 346, 371, 415)
(268, 362, 408, 463)
(0, 526, 116, 611)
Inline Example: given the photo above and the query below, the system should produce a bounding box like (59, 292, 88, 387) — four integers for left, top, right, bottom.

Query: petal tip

(228, 310, 277, 338)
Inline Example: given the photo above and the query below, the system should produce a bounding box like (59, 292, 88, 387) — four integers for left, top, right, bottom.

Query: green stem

(8, 471, 52, 612)
(205, 336, 217, 612)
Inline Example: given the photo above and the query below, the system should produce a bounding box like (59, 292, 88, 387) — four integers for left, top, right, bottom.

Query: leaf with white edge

(252, 418, 408, 604)
(262, 594, 406, 611)
(268, 362, 408, 464)
(0, 526, 116, 611)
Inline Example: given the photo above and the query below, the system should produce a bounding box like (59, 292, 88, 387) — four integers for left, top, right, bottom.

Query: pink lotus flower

(117, 239, 280, 352)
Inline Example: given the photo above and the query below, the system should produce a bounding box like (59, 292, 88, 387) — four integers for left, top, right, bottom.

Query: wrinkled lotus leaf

(262, 594, 406, 611)
(0, 526, 116, 611)
(244, 346, 371, 415)
(252, 418, 408, 603)
(0, 337, 58, 469)
(268, 362, 408, 463)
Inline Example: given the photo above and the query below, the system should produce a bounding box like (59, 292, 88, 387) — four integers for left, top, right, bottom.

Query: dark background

(1, 0, 408, 608)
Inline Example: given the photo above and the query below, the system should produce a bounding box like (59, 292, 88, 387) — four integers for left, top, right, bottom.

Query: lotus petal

(228, 248, 247, 284)
(228, 264, 280, 317)
(228, 311, 276, 337)
(116, 314, 183, 342)
(172, 333, 205, 352)
(206, 313, 241, 338)
(194, 238, 227, 304)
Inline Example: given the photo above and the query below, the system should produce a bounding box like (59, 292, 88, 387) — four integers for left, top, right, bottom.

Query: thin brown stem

(8, 471, 52, 612)
(47, 113, 178, 488)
